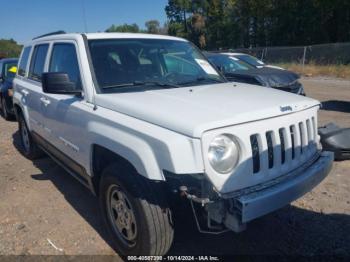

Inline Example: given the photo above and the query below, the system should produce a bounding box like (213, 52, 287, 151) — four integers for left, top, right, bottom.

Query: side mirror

(42, 72, 81, 95)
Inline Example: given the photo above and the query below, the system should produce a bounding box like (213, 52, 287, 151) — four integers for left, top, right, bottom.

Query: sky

(0, 0, 168, 44)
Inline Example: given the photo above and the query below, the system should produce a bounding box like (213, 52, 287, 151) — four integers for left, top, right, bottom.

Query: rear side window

(49, 43, 81, 90)
(18, 46, 32, 77)
(29, 44, 49, 81)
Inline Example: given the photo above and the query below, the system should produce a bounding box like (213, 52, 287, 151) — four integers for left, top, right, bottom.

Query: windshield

(235, 54, 265, 67)
(207, 55, 255, 73)
(88, 39, 225, 92)
(2, 61, 18, 80)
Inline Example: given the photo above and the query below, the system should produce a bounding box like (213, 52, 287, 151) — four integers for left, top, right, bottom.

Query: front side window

(18, 46, 31, 77)
(49, 43, 82, 90)
(88, 39, 225, 92)
(29, 44, 49, 81)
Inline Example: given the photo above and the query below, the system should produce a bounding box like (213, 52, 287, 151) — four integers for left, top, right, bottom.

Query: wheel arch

(13, 102, 30, 127)
(90, 143, 164, 196)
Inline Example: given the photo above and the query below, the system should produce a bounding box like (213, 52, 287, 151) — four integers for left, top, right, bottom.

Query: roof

(0, 58, 19, 63)
(86, 33, 187, 42)
(26, 32, 187, 45)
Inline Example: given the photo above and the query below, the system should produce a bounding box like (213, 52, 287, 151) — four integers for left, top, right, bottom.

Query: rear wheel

(99, 163, 174, 256)
(18, 113, 43, 159)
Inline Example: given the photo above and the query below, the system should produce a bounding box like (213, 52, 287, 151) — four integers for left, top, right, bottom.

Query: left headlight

(208, 134, 240, 174)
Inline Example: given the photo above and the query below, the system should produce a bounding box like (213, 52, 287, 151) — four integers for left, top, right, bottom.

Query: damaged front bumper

(165, 151, 333, 233)
(231, 151, 333, 223)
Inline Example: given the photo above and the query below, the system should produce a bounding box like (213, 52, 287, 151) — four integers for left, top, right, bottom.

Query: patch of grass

(274, 62, 350, 79)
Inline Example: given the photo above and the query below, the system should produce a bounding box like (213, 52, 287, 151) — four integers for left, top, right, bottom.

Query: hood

(265, 64, 285, 70)
(95, 83, 319, 138)
(226, 67, 300, 88)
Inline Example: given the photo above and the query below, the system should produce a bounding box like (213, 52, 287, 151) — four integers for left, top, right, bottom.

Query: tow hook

(179, 185, 213, 206)
(179, 186, 229, 234)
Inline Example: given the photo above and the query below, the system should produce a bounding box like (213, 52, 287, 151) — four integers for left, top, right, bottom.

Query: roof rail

(32, 31, 66, 40)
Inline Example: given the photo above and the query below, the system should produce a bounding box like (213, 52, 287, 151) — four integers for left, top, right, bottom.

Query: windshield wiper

(178, 76, 226, 86)
(102, 80, 179, 89)
(134, 80, 180, 88)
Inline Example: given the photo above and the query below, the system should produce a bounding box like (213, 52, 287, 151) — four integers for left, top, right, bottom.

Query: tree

(165, 0, 192, 36)
(0, 39, 23, 58)
(105, 23, 140, 33)
(165, 0, 350, 49)
(145, 20, 160, 34)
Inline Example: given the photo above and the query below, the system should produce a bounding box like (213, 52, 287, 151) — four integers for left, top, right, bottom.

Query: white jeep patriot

(13, 32, 333, 256)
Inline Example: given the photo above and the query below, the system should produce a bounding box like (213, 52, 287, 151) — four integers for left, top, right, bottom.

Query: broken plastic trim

(180, 186, 229, 234)
(189, 199, 229, 235)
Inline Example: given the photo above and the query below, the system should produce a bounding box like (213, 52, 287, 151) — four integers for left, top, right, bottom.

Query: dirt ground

(0, 77, 349, 258)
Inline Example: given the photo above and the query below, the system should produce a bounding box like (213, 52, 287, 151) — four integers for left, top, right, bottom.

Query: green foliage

(105, 23, 141, 33)
(145, 20, 160, 34)
(0, 39, 22, 58)
(165, 0, 350, 49)
(105, 20, 168, 35)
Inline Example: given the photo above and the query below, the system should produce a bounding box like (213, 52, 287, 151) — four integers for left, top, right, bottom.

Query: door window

(18, 46, 32, 77)
(29, 44, 49, 81)
(49, 43, 82, 90)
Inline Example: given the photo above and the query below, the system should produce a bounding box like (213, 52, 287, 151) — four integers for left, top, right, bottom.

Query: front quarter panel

(87, 105, 204, 180)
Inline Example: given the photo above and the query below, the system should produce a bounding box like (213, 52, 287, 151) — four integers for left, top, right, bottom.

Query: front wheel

(99, 163, 174, 256)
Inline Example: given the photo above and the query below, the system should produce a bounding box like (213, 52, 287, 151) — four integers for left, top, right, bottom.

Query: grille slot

(299, 122, 306, 154)
(266, 131, 274, 169)
(279, 128, 286, 164)
(290, 125, 296, 159)
(250, 134, 260, 173)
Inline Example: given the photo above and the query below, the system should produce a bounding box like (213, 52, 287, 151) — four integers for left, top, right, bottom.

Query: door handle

(21, 89, 29, 96)
(40, 97, 51, 106)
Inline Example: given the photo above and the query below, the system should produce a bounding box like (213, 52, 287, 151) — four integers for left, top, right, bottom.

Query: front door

(39, 42, 91, 174)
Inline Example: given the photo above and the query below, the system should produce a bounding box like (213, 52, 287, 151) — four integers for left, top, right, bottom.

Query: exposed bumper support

(236, 151, 333, 223)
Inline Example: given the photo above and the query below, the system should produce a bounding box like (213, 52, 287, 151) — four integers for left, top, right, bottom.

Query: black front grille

(248, 117, 316, 175)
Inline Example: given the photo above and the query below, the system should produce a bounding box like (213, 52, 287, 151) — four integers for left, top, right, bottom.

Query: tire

(18, 113, 43, 159)
(1, 97, 13, 120)
(99, 163, 174, 256)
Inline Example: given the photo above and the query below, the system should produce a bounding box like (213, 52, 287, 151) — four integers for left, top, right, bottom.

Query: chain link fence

(222, 42, 350, 65)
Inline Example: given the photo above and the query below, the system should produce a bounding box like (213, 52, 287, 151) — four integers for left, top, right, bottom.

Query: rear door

(26, 43, 50, 137)
(15, 45, 50, 136)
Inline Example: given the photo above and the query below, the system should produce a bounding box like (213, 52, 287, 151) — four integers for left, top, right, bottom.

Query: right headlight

(208, 134, 240, 174)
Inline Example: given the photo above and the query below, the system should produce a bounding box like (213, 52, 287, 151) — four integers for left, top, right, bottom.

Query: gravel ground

(0, 77, 349, 258)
